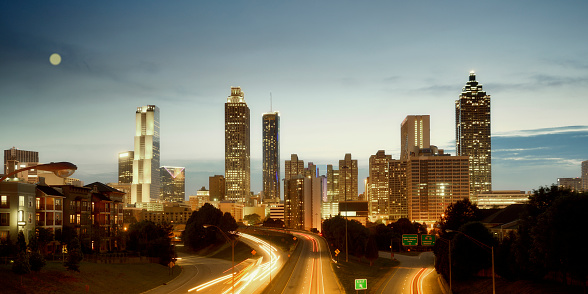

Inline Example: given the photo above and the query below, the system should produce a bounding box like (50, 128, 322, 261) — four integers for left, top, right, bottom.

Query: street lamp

(204, 224, 235, 294)
(446, 230, 495, 294)
(1, 161, 77, 182)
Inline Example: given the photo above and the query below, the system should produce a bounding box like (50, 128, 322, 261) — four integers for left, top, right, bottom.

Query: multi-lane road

(375, 251, 444, 294)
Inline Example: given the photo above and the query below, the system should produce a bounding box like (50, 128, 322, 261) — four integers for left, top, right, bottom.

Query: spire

(469, 71, 476, 81)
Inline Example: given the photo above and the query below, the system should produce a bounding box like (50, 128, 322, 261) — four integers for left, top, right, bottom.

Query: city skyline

(1, 2, 588, 197)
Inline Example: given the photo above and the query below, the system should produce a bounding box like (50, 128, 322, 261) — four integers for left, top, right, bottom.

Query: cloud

(494, 125, 588, 137)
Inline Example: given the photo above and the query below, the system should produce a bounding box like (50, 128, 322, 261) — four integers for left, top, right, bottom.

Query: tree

(65, 237, 83, 272)
(35, 227, 54, 255)
(244, 213, 261, 225)
(322, 215, 369, 260)
(29, 251, 46, 272)
(12, 250, 30, 275)
(262, 217, 284, 228)
(56, 225, 78, 247)
(451, 221, 495, 279)
(16, 231, 27, 252)
(440, 198, 480, 232)
(182, 204, 237, 251)
(365, 235, 379, 266)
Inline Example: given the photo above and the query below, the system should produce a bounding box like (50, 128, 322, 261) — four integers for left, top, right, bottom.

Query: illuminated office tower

(225, 87, 250, 203)
(339, 154, 358, 201)
(456, 71, 492, 196)
(160, 166, 185, 202)
(582, 160, 588, 192)
(209, 175, 226, 201)
(400, 115, 430, 162)
(118, 151, 134, 184)
(3, 147, 39, 183)
(369, 150, 391, 219)
(284, 174, 323, 231)
(285, 154, 304, 181)
(389, 159, 407, 220)
(262, 111, 280, 202)
(131, 105, 160, 204)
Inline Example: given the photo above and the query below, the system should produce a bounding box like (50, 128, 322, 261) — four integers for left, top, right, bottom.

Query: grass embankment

(0, 260, 180, 294)
(332, 256, 399, 293)
(452, 277, 585, 294)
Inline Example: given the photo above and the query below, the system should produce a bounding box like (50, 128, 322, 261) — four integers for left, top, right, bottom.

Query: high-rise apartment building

(225, 87, 250, 203)
(369, 150, 392, 219)
(557, 177, 582, 192)
(284, 174, 323, 231)
(118, 151, 134, 184)
(407, 152, 470, 222)
(285, 154, 304, 181)
(160, 166, 185, 202)
(3, 147, 39, 183)
(401, 115, 430, 162)
(209, 175, 226, 201)
(262, 111, 280, 202)
(338, 153, 358, 201)
(582, 160, 588, 192)
(131, 105, 160, 204)
(455, 72, 492, 196)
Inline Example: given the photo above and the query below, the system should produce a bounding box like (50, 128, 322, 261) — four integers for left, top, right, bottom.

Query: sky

(1, 1, 587, 198)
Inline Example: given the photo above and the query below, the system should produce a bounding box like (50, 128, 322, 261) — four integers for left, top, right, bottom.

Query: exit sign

(355, 279, 367, 290)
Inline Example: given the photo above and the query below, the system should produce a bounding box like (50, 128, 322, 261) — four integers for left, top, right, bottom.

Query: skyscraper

(209, 175, 226, 201)
(118, 151, 134, 184)
(160, 166, 185, 202)
(285, 154, 304, 182)
(262, 111, 280, 202)
(456, 72, 492, 196)
(131, 105, 160, 204)
(339, 153, 358, 201)
(400, 115, 430, 162)
(326, 165, 339, 203)
(225, 87, 250, 203)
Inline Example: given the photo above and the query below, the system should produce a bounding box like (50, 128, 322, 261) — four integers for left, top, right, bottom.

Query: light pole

(343, 165, 349, 262)
(447, 230, 495, 294)
(1, 161, 77, 182)
(204, 224, 235, 294)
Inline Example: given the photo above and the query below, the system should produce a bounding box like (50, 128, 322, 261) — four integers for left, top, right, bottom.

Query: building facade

(338, 153, 358, 201)
(131, 105, 160, 203)
(389, 159, 408, 220)
(326, 165, 339, 203)
(209, 175, 225, 201)
(262, 111, 280, 203)
(0, 182, 37, 243)
(225, 87, 250, 203)
(400, 115, 430, 162)
(3, 147, 39, 183)
(368, 150, 392, 219)
(284, 154, 304, 182)
(583, 160, 588, 192)
(471, 190, 530, 209)
(160, 166, 186, 202)
(118, 151, 134, 184)
(455, 72, 492, 196)
(557, 177, 582, 192)
(284, 175, 323, 231)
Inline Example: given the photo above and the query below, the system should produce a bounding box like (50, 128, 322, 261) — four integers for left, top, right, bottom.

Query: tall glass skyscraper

(131, 105, 160, 203)
(225, 87, 250, 203)
(455, 72, 491, 196)
(262, 111, 280, 202)
(118, 151, 134, 184)
(160, 166, 185, 202)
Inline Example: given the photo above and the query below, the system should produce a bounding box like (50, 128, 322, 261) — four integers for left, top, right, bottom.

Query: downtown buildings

(262, 111, 280, 203)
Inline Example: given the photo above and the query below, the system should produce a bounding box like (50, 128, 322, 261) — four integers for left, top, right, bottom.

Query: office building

(220, 201, 244, 222)
(284, 174, 323, 231)
(471, 190, 530, 209)
(326, 165, 339, 203)
(189, 187, 210, 211)
(209, 175, 225, 201)
(3, 147, 39, 183)
(389, 159, 407, 220)
(339, 153, 358, 201)
(400, 115, 430, 162)
(118, 151, 134, 184)
(557, 177, 582, 192)
(107, 182, 132, 205)
(455, 72, 492, 196)
(225, 87, 250, 203)
(262, 111, 280, 202)
(160, 166, 186, 202)
(369, 150, 392, 219)
(285, 154, 304, 181)
(131, 105, 160, 204)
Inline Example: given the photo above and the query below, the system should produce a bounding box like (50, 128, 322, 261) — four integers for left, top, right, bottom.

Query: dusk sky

(1, 1, 587, 198)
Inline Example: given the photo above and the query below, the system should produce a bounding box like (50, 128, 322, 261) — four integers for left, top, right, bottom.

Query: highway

(278, 231, 342, 294)
(375, 251, 444, 294)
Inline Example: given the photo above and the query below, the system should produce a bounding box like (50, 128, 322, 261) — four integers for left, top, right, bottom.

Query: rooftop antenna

(270, 92, 273, 112)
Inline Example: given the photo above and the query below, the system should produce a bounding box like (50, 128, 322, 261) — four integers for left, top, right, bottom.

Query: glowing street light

(204, 224, 236, 294)
(1, 162, 77, 182)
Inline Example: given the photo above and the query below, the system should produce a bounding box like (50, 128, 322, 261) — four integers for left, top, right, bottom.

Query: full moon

(49, 53, 61, 66)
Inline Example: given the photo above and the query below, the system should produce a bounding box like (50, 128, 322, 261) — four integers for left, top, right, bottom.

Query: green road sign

(355, 279, 367, 290)
(402, 234, 418, 246)
(421, 234, 436, 246)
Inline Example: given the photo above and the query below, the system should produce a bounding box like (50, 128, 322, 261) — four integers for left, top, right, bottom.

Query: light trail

(410, 267, 427, 294)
